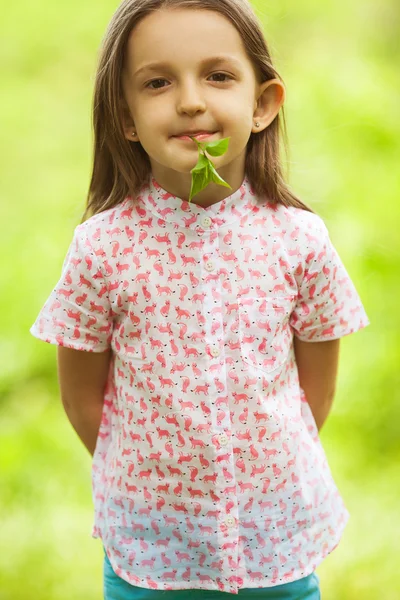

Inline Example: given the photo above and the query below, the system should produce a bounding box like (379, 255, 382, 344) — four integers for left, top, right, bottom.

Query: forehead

(125, 8, 255, 76)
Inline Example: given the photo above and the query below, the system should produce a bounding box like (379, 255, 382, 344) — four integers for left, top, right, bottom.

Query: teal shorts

(103, 549, 321, 599)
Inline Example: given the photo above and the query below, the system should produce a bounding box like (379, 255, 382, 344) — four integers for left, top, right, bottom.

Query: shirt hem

(29, 325, 109, 352)
(293, 318, 370, 342)
(95, 509, 349, 595)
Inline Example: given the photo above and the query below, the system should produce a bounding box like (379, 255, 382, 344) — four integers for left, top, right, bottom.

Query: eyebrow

(133, 55, 244, 78)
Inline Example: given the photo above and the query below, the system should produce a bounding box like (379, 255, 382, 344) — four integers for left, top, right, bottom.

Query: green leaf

(191, 152, 209, 172)
(208, 161, 233, 189)
(203, 137, 231, 157)
(189, 165, 210, 201)
(187, 136, 232, 202)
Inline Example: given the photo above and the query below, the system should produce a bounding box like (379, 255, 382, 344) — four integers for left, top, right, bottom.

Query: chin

(167, 157, 200, 173)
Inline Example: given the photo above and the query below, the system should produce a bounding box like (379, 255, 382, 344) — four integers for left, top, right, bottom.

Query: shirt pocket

(238, 295, 296, 374)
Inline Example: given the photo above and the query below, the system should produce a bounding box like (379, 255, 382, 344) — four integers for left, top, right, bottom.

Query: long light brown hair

(81, 0, 315, 223)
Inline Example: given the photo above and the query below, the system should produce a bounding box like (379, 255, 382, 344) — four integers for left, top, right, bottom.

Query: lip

(174, 131, 218, 141)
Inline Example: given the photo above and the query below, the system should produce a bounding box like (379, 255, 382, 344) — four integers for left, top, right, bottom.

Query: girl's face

(121, 8, 284, 207)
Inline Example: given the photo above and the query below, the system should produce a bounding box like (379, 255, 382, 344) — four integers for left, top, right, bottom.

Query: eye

(145, 72, 233, 90)
(209, 72, 233, 83)
(145, 78, 168, 90)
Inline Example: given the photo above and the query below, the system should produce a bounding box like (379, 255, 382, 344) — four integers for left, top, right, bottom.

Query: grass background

(1, 0, 399, 598)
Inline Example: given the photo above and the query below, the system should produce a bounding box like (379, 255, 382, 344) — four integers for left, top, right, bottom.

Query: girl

(30, 0, 370, 598)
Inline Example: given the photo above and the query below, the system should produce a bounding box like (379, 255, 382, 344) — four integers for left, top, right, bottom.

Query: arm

(56, 346, 112, 456)
(293, 337, 341, 432)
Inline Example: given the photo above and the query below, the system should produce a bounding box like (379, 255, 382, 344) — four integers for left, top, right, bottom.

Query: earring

(132, 132, 137, 137)
(255, 122, 260, 128)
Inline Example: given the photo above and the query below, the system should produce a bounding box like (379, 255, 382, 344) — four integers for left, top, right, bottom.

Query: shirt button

(225, 516, 235, 527)
(202, 217, 212, 228)
(219, 434, 229, 446)
(210, 347, 220, 357)
(205, 261, 215, 272)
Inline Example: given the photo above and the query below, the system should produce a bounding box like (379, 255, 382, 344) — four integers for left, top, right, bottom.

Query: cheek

(132, 96, 164, 124)
(133, 110, 168, 149)
(219, 103, 253, 132)
(218, 89, 253, 115)
(222, 109, 253, 139)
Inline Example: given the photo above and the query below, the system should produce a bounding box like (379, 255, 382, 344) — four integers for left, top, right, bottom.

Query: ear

(120, 95, 137, 141)
(253, 79, 286, 132)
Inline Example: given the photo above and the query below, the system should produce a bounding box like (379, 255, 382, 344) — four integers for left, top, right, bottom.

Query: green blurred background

(1, 0, 399, 598)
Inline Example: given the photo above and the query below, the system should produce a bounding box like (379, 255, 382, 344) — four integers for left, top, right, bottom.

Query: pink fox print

(30, 175, 369, 593)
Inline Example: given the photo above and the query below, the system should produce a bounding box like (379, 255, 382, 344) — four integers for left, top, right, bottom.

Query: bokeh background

(1, 0, 399, 598)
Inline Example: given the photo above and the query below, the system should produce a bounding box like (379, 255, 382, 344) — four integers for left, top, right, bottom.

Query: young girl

(30, 0, 370, 598)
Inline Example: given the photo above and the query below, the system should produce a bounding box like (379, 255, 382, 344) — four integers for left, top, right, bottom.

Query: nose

(176, 78, 207, 116)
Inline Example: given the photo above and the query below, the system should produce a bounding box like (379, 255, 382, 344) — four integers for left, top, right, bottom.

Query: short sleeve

(30, 224, 113, 352)
(289, 220, 370, 341)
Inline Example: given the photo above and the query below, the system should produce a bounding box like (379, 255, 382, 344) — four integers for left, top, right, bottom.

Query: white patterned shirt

(30, 175, 369, 594)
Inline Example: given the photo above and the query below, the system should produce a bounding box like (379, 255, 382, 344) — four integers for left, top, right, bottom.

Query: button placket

(224, 516, 235, 527)
(201, 214, 216, 273)
(205, 261, 215, 272)
(197, 215, 214, 236)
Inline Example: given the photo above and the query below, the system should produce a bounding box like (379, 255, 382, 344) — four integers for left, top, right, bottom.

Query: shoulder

(271, 203, 330, 246)
(282, 205, 327, 234)
(74, 199, 135, 247)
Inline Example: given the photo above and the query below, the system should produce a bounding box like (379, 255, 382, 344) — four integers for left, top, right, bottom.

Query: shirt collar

(137, 174, 258, 231)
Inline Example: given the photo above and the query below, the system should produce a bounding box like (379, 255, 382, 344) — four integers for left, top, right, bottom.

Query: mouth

(173, 132, 218, 142)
